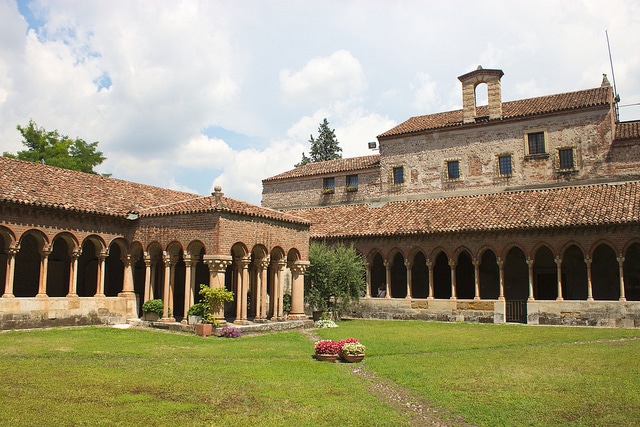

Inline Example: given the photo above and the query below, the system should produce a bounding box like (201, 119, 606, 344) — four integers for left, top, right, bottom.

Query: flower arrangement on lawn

(314, 319, 338, 328)
(219, 326, 242, 338)
(341, 342, 365, 356)
(314, 339, 342, 355)
(337, 337, 359, 349)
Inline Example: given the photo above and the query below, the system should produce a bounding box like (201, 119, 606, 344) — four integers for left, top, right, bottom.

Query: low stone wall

(348, 298, 640, 327)
(348, 298, 500, 324)
(0, 296, 138, 330)
(528, 300, 640, 327)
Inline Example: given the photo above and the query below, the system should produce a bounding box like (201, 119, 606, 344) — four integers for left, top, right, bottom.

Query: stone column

(473, 259, 480, 301)
(3, 247, 18, 298)
(526, 258, 535, 302)
(555, 256, 564, 301)
(143, 256, 152, 303)
(36, 246, 52, 298)
(271, 260, 286, 320)
(497, 258, 505, 301)
(204, 256, 233, 325)
(257, 259, 270, 322)
(427, 259, 434, 300)
(364, 262, 371, 298)
(161, 253, 172, 320)
(181, 256, 193, 324)
(96, 252, 107, 297)
(585, 256, 594, 302)
(119, 254, 136, 295)
(383, 260, 391, 299)
(235, 257, 251, 324)
(67, 249, 81, 297)
(449, 259, 457, 300)
(404, 260, 412, 299)
(288, 261, 309, 320)
(617, 255, 626, 302)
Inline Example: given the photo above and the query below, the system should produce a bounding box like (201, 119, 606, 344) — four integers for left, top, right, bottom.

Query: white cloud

(280, 50, 366, 105)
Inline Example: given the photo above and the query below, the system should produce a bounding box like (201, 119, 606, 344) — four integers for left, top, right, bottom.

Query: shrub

(141, 299, 164, 316)
(199, 284, 234, 325)
(314, 319, 338, 328)
(187, 303, 205, 316)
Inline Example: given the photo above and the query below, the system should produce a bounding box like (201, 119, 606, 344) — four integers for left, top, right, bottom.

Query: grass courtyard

(0, 320, 638, 426)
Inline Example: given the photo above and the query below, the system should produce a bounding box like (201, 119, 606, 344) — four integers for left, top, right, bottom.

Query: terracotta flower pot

(196, 323, 213, 337)
(342, 354, 364, 363)
(315, 353, 338, 362)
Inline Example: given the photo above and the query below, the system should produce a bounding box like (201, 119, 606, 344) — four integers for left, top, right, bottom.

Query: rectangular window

(558, 148, 574, 170)
(322, 177, 335, 193)
(393, 167, 404, 184)
(346, 174, 358, 191)
(527, 132, 546, 155)
(447, 160, 460, 180)
(498, 155, 512, 176)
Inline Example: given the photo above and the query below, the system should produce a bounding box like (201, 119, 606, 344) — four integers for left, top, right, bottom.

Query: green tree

(295, 118, 342, 167)
(3, 119, 106, 174)
(304, 241, 365, 319)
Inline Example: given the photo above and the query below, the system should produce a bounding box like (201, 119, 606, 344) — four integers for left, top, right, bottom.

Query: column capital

(289, 260, 310, 275)
(404, 260, 412, 269)
(526, 258, 534, 267)
(203, 255, 233, 272)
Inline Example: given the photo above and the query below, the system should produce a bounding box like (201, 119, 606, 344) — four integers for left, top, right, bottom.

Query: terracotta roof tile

(615, 121, 640, 141)
(285, 181, 640, 238)
(378, 86, 612, 138)
(0, 156, 309, 225)
(263, 154, 380, 181)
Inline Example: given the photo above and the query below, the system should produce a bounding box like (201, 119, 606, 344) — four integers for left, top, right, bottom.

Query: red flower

(314, 340, 342, 355)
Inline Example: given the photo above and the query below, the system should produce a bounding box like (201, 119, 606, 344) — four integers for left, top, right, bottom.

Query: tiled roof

(263, 154, 380, 182)
(0, 156, 309, 225)
(378, 86, 612, 138)
(615, 121, 640, 141)
(285, 181, 640, 238)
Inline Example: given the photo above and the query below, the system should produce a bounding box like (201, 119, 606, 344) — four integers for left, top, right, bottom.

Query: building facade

(263, 67, 640, 327)
(0, 157, 310, 329)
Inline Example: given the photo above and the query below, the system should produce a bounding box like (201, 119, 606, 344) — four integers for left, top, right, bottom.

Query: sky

(1, 0, 639, 205)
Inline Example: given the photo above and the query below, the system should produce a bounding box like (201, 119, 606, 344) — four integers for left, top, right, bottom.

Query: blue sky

(1, 0, 639, 205)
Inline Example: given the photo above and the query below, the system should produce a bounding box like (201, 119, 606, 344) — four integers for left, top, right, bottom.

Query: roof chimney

(457, 66, 504, 124)
(212, 186, 223, 208)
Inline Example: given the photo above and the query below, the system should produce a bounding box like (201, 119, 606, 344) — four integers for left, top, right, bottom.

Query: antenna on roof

(605, 30, 621, 121)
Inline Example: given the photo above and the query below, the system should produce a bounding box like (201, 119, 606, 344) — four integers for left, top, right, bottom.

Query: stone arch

(410, 250, 429, 298)
(478, 247, 499, 299)
(14, 230, 49, 297)
(286, 247, 300, 263)
(130, 242, 146, 311)
(389, 251, 406, 298)
(591, 243, 619, 300)
(533, 245, 558, 300)
(77, 236, 105, 297)
(104, 239, 127, 297)
(561, 244, 588, 300)
(46, 232, 79, 297)
(165, 241, 186, 320)
(432, 250, 451, 299)
(623, 241, 640, 301)
(503, 245, 528, 300)
(146, 242, 164, 301)
(369, 250, 386, 297)
(454, 247, 475, 299)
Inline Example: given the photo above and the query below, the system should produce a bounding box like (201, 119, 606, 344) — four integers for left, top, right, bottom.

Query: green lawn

(0, 321, 638, 427)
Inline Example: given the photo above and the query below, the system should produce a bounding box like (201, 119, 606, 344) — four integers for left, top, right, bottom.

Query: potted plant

(314, 339, 341, 362)
(199, 284, 234, 327)
(346, 185, 357, 192)
(187, 302, 205, 325)
(141, 299, 163, 321)
(340, 342, 366, 363)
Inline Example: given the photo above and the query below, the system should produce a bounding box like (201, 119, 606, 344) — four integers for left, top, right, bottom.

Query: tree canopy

(3, 119, 106, 174)
(295, 118, 342, 167)
(304, 241, 366, 318)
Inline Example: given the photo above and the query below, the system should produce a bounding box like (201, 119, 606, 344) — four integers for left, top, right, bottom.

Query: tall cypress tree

(295, 118, 342, 167)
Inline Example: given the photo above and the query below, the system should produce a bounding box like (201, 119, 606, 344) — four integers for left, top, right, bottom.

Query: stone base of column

(287, 314, 307, 320)
(234, 319, 250, 325)
(36, 293, 48, 298)
(254, 317, 269, 323)
(2, 293, 15, 298)
(66, 293, 79, 298)
(160, 317, 176, 322)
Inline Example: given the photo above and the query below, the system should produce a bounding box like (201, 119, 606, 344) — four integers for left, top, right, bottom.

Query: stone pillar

(427, 259, 434, 300)
(526, 258, 535, 302)
(617, 255, 626, 302)
(585, 257, 594, 302)
(449, 259, 457, 300)
(365, 262, 371, 298)
(143, 256, 152, 303)
(181, 256, 193, 324)
(161, 253, 172, 321)
(555, 256, 563, 301)
(404, 260, 412, 299)
(204, 255, 233, 325)
(288, 261, 309, 320)
(271, 260, 286, 320)
(235, 257, 251, 324)
(257, 259, 270, 322)
(96, 252, 107, 297)
(119, 254, 136, 295)
(36, 246, 52, 298)
(497, 258, 505, 301)
(3, 247, 18, 298)
(67, 249, 81, 297)
(383, 260, 391, 299)
(473, 259, 480, 301)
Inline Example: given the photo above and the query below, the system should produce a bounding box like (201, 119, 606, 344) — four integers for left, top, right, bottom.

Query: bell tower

(458, 66, 504, 124)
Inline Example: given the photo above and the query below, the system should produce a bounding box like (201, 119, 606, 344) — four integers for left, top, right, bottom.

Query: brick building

(263, 67, 640, 327)
(0, 156, 310, 329)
